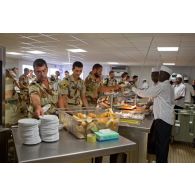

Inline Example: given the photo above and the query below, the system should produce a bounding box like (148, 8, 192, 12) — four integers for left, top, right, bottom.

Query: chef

(174, 74, 186, 109)
(183, 77, 195, 104)
(132, 66, 175, 163)
(145, 67, 160, 162)
(141, 79, 149, 90)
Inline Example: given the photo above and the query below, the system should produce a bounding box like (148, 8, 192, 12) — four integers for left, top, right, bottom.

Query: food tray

(58, 108, 119, 139)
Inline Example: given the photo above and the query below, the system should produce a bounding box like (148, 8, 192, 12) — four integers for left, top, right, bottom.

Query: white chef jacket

(184, 83, 195, 103)
(174, 83, 186, 107)
(132, 80, 175, 125)
(141, 82, 149, 90)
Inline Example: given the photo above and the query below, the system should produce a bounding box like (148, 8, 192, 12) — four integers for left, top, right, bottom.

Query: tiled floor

(168, 142, 195, 163)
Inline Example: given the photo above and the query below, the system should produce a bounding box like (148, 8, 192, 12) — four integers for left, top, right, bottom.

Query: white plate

(40, 115, 59, 121)
(18, 118, 39, 126)
(42, 104, 51, 113)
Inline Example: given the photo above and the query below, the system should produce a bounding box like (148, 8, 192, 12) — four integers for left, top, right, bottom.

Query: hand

(114, 84, 121, 91)
(34, 106, 44, 118)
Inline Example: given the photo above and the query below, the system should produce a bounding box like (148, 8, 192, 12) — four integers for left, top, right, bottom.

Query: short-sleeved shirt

(85, 72, 102, 105)
(103, 78, 117, 87)
(59, 75, 86, 105)
(28, 79, 59, 117)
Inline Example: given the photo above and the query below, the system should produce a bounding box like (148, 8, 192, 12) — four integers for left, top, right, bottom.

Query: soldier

(5, 69, 19, 126)
(63, 70, 69, 79)
(85, 64, 124, 163)
(103, 70, 117, 87)
(28, 59, 65, 118)
(59, 61, 88, 108)
(85, 64, 120, 107)
(19, 68, 30, 117)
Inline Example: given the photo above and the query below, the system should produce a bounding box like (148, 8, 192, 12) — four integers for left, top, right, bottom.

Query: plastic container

(58, 108, 119, 139)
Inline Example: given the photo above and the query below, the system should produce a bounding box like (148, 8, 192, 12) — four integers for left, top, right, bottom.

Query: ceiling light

(6, 52, 22, 55)
(67, 49, 87, 53)
(107, 62, 119, 65)
(163, 63, 175, 66)
(26, 50, 46, 54)
(157, 47, 179, 51)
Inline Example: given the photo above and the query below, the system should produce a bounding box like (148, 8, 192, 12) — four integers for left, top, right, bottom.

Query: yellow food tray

(120, 118, 141, 125)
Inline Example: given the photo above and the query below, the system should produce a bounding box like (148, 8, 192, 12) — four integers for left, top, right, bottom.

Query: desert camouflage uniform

(28, 79, 59, 118)
(5, 76, 19, 126)
(85, 72, 103, 106)
(19, 74, 30, 117)
(103, 77, 117, 87)
(59, 75, 86, 107)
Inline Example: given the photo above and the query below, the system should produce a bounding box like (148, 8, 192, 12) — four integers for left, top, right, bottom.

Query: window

(48, 68, 59, 77)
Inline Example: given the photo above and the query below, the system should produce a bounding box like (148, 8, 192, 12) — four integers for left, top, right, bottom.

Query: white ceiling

(1, 33, 195, 66)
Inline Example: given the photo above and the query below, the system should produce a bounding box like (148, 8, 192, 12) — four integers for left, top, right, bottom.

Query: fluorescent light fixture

(6, 52, 22, 55)
(26, 50, 46, 54)
(67, 49, 87, 53)
(157, 47, 179, 51)
(163, 63, 175, 66)
(107, 62, 119, 65)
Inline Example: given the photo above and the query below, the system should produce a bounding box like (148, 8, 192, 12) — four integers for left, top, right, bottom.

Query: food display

(59, 109, 119, 139)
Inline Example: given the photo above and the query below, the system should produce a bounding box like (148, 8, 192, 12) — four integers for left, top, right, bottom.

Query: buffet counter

(119, 115, 153, 163)
(12, 128, 136, 163)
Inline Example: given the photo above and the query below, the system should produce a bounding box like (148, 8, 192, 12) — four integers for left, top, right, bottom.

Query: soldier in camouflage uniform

(5, 69, 20, 127)
(28, 59, 65, 118)
(59, 61, 88, 108)
(19, 68, 30, 117)
(85, 64, 120, 107)
(103, 70, 118, 87)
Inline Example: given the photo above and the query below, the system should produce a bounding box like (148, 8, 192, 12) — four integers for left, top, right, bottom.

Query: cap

(160, 66, 173, 75)
(176, 74, 183, 78)
(151, 67, 160, 73)
(184, 77, 189, 80)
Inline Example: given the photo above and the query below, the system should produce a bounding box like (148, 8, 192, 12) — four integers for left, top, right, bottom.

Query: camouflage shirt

(85, 72, 102, 105)
(28, 78, 59, 117)
(103, 77, 117, 87)
(19, 74, 29, 92)
(59, 75, 86, 105)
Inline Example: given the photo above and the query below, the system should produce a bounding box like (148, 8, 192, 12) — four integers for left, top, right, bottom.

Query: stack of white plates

(18, 118, 41, 145)
(39, 115, 59, 142)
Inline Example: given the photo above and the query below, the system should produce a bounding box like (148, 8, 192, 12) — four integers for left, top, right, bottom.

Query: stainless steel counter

(118, 115, 154, 163)
(119, 115, 153, 133)
(12, 128, 136, 163)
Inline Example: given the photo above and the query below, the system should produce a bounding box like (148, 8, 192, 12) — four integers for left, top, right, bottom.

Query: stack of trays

(18, 118, 41, 145)
(39, 115, 59, 142)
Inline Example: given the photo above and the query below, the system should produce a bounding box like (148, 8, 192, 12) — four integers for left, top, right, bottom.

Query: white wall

(6, 58, 19, 69)
(129, 66, 153, 88)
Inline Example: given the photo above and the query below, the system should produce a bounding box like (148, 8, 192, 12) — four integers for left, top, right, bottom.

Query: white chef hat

(184, 77, 189, 80)
(176, 74, 183, 78)
(160, 66, 173, 75)
(151, 67, 160, 73)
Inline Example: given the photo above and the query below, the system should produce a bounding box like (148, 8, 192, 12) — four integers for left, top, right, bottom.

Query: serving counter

(12, 128, 136, 163)
(118, 115, 153, 163)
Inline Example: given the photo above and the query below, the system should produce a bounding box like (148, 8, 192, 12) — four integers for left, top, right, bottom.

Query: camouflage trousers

(5, 99, 19, 127)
